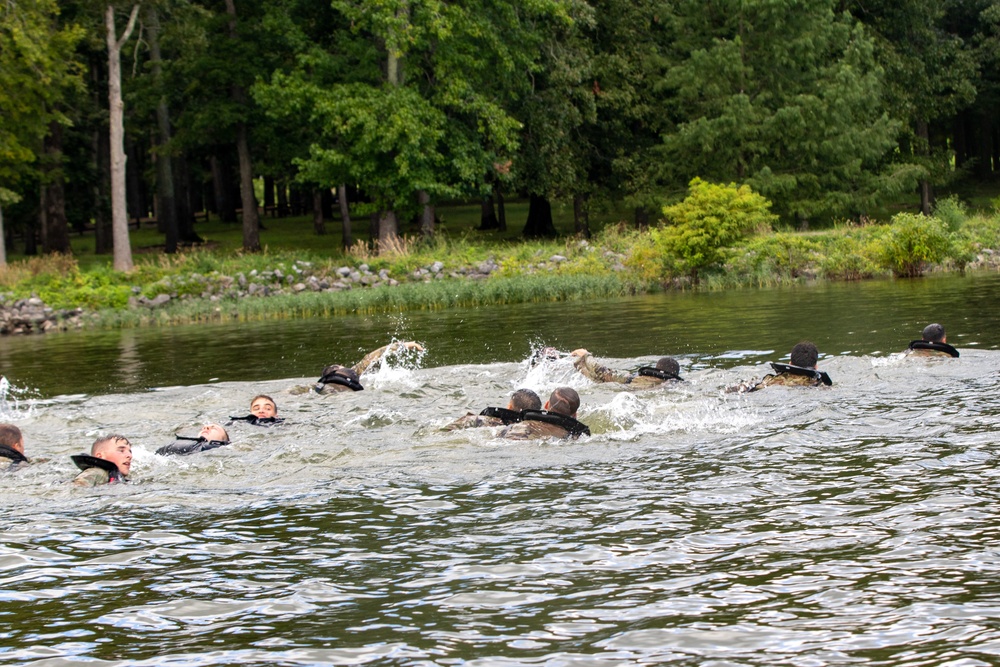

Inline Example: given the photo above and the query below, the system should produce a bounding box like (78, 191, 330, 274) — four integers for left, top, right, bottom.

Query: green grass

(35, 198, 634, 272)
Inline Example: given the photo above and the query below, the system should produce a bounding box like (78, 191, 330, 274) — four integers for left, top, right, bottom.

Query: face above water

(250, 398, 277, 418)
(200, 424, 229, 442)
(98, 437, 132, 475)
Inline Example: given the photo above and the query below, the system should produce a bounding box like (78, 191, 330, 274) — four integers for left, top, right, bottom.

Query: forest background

(2, 0, 1000, 327)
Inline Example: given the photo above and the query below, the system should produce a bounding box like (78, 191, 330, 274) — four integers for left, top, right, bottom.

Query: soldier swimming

(72, 435, 132, 486)
(444, 388, 542, 431)
(728, 341, 832, 393)
(570, 349, 683, 388)
(156, 423, 231, 456)
(906, 323, 959, 358)
(290, 341, 424, 395)
(500, 387, 591, 440)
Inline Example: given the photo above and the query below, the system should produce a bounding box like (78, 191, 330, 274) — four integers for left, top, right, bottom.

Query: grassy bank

(2, 195, 999, 330)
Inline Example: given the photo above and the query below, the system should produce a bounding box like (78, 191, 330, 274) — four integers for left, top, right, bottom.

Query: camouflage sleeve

(574, 354, 631, 384)
(72, 467, 109, 487)
(352, 343, 396, 376)
(442, 413, 503, 431)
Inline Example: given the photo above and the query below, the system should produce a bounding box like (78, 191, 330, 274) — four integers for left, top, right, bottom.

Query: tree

(256, 0, 529, 251)
(222, 0, 260, 252)
(659, 0, 909, 223)
(850, 0, 978, 214)
(0, 0, 84, 265)
(105, 3, 139, 271)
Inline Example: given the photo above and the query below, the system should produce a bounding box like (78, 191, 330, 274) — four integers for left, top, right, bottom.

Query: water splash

(0, 375, 38, 420)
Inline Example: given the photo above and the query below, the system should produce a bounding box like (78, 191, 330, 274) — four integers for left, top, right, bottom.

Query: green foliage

(873, 213, 952, 277)
(818, 230, 882, 281)
(933, 195, 967, 233)
(30, 265, 131, 310)
(653, 178, 778, 281)
(660, 0, 905, 222)
(726, 233, 822, 281)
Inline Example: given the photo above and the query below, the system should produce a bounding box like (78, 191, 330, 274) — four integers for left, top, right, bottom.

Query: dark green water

(1, 272, 997, 397)
(3, 272, 1000, 666)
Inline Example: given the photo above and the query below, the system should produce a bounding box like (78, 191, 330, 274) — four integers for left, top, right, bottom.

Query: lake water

(2, 272, 1000, 666)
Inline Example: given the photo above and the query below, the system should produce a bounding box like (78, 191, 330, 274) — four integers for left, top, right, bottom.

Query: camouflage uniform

(442, 413, 504, 431)
(906, 348, 953, 358)
(73, 467, 114, 486)
(574, 354, 669, 389)
(1, 445, 29, 471)
(500, 419, 573, 440)
(754, 373, 825, 389)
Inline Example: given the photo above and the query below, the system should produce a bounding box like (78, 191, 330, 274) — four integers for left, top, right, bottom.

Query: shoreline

(4, 217, 1000, 335)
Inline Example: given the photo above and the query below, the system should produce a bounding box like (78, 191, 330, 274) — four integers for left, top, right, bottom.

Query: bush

(933, 196, 967, 233)
(728, 233, 822, 280)
(654, 178, 778, 281)
(873, 213, 952, 278)
(820, 231, 881, 280)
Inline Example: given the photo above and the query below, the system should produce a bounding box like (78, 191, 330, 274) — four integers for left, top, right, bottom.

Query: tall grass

(88, 274, 630, 328)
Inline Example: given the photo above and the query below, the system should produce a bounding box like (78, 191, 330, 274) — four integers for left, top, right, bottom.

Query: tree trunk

(236, 125, 260, 250)
(523, 194, 556, 238)
(0, 203, 6, 266)
(977, 111, 995, 181)
(495, 181, 506, 232)
(378, 210, 398, 247)
(224, 0, 260, 252)
(915, 120, 933, 216)
(175, 154, 203, 243)
(634, 206, 650, 229)
(478, 195, 499, 230)
(90, 57, 112, 255)
(210, 154, 237, 223)
(41, 120, 71, 254)
(93, 123, 112, 254)
(337, 184, 352, 249)
(147, 6, 178, 254)
(263, 175, 275, 216)
(419, 190, 434, 239)
(124, 136, 140, 227)
(369, 211, 379, 243)
(106, 4, 139, 271)
(277, 179, 289, 217)
(573, 193, 590, 239)
(312, 189, 326, 235)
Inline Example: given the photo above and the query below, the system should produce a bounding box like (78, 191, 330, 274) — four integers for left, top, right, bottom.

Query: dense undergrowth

(2, 191, 999, 329)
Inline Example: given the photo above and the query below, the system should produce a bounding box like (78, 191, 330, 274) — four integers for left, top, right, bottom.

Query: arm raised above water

(351, 341, 424, 375)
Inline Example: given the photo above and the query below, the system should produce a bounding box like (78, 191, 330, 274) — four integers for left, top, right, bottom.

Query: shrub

(728, 233, 822, 280)
(654, 178, 778, 281)
(933, 196, 967, 233)
(820, 232, 881, 280)
(873, 213, 951, 278)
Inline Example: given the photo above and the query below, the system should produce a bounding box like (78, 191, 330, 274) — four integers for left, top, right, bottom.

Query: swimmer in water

(443, 388, 543, 431)
(290, 341, 425, 395)
(156, 423, 231, 456)
(230, 395, 284, 426)
(72, 435, 132, 486)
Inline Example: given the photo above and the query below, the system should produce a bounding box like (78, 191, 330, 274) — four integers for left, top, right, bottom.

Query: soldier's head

(508, 388, 542, 412)
(199, 423, 230, 443)
(655, 357, 681, 378)
(0, 423, 24, 454)
(545, 387, 580, 417)
(790, 342, 819, 369)
(92, 435, 132, 475)
(922, 323, 946, 343)
(250, 395, 277, 418)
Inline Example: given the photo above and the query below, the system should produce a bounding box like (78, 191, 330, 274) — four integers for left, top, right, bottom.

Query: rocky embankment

(128, 258, 504, 308)
(0, 297, 85, 334)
